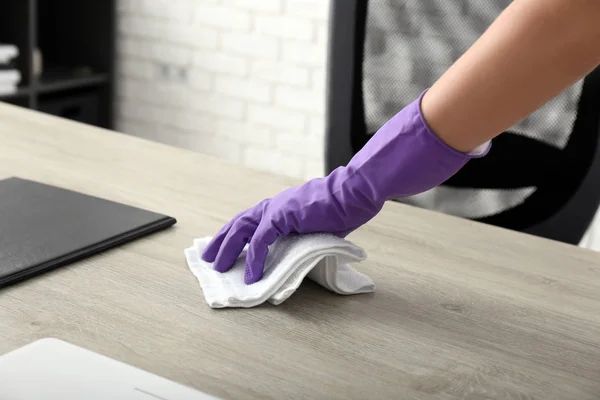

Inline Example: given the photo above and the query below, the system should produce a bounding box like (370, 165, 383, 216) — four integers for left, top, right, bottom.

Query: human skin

(421, 0, 600, 153)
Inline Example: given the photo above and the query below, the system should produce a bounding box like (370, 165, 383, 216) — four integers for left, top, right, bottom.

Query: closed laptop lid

(0, 338, 221, 399)
(0, 177, 176, 287)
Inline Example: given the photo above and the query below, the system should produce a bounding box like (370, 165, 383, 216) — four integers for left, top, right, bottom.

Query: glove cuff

(416, 89, 492, 159)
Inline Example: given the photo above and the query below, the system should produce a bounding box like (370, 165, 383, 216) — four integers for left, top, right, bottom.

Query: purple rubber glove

(202, 90, 490, 284)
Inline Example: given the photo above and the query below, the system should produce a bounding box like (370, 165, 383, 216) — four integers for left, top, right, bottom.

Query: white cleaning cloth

(184, 233, 374, 308)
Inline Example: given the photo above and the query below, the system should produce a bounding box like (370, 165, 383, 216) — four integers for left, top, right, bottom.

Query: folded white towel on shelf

(0, 84, 17, 96)
(0, 44, 19, 65)
(0, 70, 21, 85)
(184, 233, 374, 308)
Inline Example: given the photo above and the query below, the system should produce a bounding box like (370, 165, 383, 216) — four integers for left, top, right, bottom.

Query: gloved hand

(202, 91, 490, 284)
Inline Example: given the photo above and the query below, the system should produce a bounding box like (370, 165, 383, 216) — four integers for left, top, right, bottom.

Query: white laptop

(0, 338, 222, 400)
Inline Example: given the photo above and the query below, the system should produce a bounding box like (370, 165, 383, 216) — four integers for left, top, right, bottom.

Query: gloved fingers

(213, 214, 259, 273)
(201, 209, 247, 262)
(244, 222, 280, 284)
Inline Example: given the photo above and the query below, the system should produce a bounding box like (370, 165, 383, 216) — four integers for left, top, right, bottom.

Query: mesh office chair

(324, 0, 600, 245)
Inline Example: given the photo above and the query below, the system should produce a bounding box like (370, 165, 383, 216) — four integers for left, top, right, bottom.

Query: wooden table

(0, 102, 599, 400)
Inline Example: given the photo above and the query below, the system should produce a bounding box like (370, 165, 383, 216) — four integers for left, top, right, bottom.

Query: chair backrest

(325, 0, 600, 244)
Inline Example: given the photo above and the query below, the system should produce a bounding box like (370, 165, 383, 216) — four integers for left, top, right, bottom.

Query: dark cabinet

(0, 0, 115, 129)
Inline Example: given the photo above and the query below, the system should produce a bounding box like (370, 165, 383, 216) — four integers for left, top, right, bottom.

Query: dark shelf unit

(0, 0, 115, 129)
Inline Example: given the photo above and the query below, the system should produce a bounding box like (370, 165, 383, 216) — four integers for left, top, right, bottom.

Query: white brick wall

(116, 0, 331, 181)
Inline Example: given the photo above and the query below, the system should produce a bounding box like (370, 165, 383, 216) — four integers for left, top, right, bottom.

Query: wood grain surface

(0, 102, 599, 399)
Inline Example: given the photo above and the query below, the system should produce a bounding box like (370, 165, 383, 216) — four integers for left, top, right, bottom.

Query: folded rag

(184, 233, 374, 308)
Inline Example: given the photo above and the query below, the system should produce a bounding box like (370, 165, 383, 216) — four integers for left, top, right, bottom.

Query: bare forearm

(421, 0, 600, 153)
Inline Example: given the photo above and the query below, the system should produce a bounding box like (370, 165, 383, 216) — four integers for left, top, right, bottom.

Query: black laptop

(0, 177, 177, 287)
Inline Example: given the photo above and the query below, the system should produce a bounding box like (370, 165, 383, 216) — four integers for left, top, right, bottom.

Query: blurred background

(1, 0, 599, 250)
(0, 0, 328, 181)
